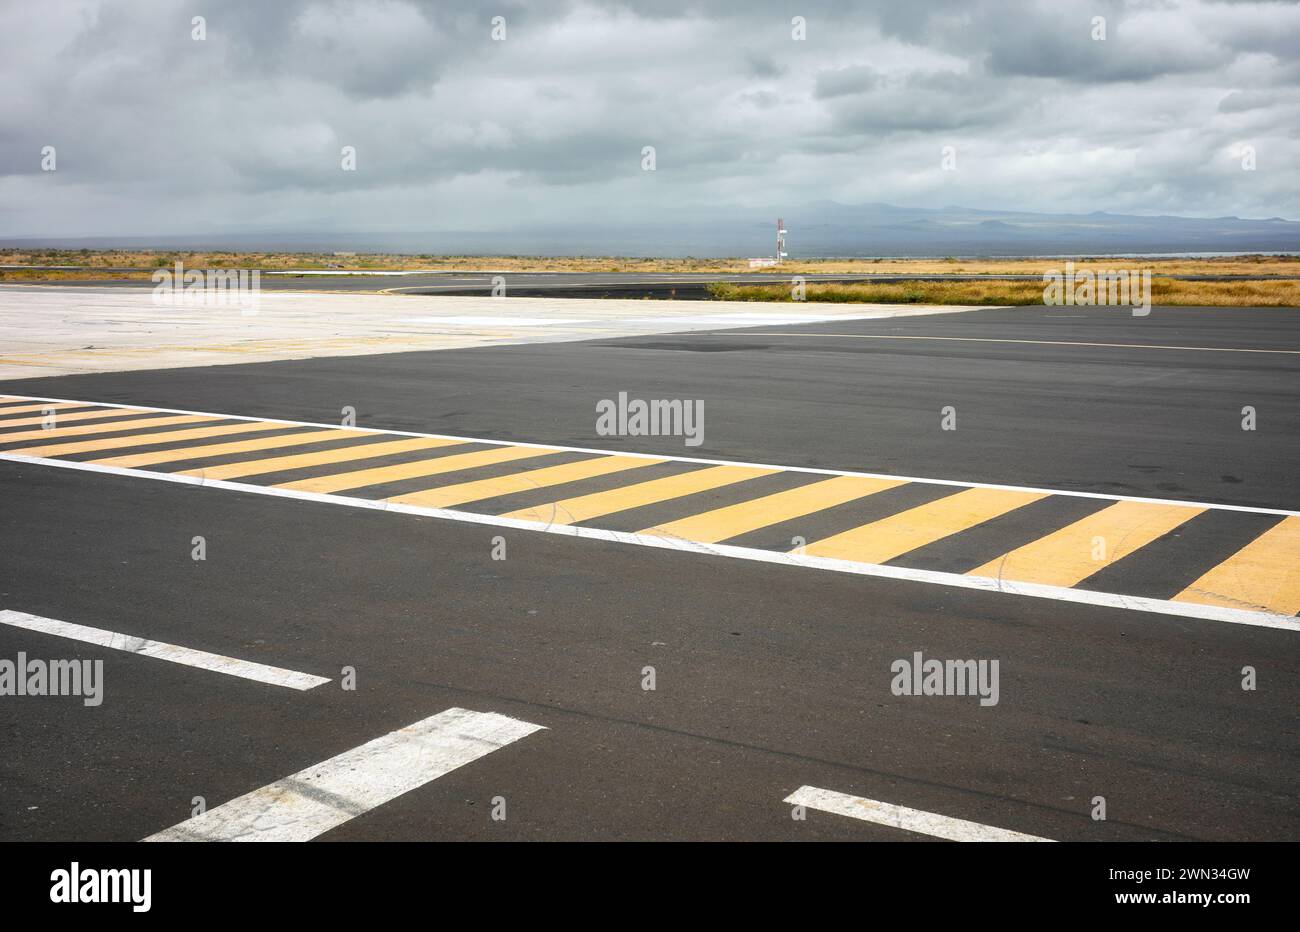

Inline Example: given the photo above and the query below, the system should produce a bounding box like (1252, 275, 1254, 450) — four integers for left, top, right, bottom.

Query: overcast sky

(1, 0, 1296, 237)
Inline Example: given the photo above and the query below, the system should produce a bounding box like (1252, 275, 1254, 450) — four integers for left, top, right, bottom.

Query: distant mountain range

(6, 202, 1297, 257)
(762, 202, 1299, 257)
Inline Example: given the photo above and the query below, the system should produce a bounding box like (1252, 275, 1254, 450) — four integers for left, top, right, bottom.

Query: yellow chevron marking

(176, 436, 464, 480)
(390, 455, 663, 508)
(640, 475, 905, 544)
(0, 414, 217, 447)
(500, 465, 779, 526)
(803, 487, 1047, 564)
(92, 429, 372, 468)
(0, 402, 102, 419)
(968, 499, 1203, 588)
(275, 445, 559, 493)
(1173, 516, 1300, 616)
(7, 421, 284, 457)
(0, 408, 167, 429)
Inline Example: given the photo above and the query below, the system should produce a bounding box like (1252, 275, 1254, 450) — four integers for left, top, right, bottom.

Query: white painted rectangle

(0, 609, 329, 691)
(784, 785, 1053, 842)
(144, 707, 545, 842)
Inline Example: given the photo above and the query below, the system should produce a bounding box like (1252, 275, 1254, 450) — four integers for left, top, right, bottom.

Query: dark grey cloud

(982, 1, 1219, 82)
(744, 50, 787, 79)
(1218, 89, 1280, 112)
(0, 0, 1295, 237)
(814, 66, 882, 99)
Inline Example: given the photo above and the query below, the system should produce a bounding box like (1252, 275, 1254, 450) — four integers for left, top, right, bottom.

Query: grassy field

(2, 250, 1297, 304)
(2, 249, 1299, 279)
(0, 268, 155, 282)
(707, 278, 1300, 307)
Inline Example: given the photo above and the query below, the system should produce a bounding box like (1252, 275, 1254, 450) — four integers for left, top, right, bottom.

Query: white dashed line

(785, 785, 1053, 842)
(0, 609, 330, 690)
(144, 707, 545, 842)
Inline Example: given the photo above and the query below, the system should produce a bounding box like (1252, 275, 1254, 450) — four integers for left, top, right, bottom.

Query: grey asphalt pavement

(1, 303, 1296, 842)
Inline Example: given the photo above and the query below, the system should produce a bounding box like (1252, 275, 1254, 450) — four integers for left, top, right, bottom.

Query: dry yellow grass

(2, 249, 1299, 278)
(767, 255, 1300, 277)
(708, 279, 1300, 307)
(0, 269, 151, 282)
(3, 250, 1298, 307)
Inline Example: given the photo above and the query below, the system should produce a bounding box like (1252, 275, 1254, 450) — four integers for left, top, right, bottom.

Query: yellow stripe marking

(276, 445, 559, 493)
(802, 487, 1047, 564)
(1173, 516, 1300, 615)
(390, 455, 664, 508)
(91, 429, 372, 468)
(0, 407, 168, 429)
(968, 499, 1203, 587)
(185, 436, 475, 480)
(178, 436, 466, 480)
(500, 464, 779, 526)
(0, 414, 215, 445)
(7, 421, 285, 457)
(640, 475, 905, 544)
(0, 402, 98, 418)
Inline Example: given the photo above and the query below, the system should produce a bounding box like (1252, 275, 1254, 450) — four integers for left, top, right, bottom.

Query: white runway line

(264, 270, 441, 276)
(3, 392, 1296, 517)
(0, 610, 329, 690)
(727, 331, 1300, 355)
(144, 707, 545, 842)
(404, 315, 590, 326)
(784, 785, 1054, 842)
(625, 311, 900, 327)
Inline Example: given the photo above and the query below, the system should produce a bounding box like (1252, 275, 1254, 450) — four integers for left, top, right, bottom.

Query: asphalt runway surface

(1, 303, 1296, 841)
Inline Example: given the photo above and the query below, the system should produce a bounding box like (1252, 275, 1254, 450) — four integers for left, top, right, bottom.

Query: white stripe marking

(626, 312, 889, 326)
(404, 315, 591, 326)
(727, 332, 1300, 355)
(144, 707, 545, 841)
(0, 610, 329, 690)
(0, 392, 1294, 517)
(784, 785, 1053, 842)
(1, 455, 1296, 632)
